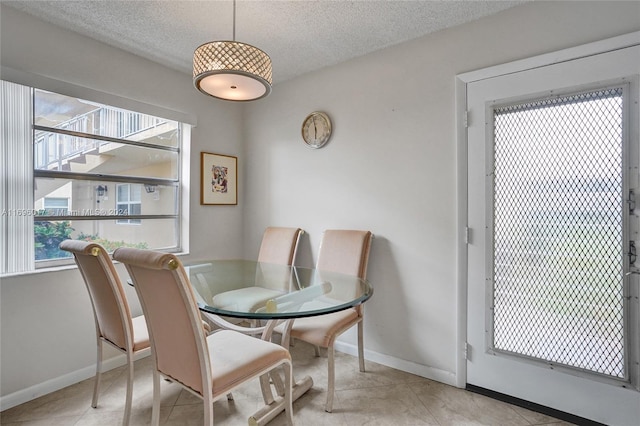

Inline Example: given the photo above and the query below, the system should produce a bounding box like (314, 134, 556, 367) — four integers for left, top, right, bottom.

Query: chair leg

(283, 362, 294, 425)
(357, 320, 365, 372)
(204, 393, 214, 426)
(325, 345, 335, 413)
(91, 339, 102, 408)
(122, 351, 134, 426)
(151, 370, 161, 426)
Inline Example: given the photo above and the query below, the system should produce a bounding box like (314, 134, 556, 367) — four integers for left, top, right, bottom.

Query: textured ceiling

(4, 0, 528, 84)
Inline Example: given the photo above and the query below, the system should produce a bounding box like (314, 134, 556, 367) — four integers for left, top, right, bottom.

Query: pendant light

(193, 0, 272, 101)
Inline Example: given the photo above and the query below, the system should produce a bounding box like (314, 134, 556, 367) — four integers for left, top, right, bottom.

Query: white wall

(1, 0, 640, 416)
(241, 0, 640, 393)
(0, 4, 246, 405)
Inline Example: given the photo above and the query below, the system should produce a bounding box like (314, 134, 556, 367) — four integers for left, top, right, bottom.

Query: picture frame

(200, 152, 237, 205)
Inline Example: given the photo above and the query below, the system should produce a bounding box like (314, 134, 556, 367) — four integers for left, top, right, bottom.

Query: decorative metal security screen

(491, 87, 626, 379)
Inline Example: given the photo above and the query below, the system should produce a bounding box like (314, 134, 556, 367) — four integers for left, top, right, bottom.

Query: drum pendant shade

(193, 41, 272, 101)
(193, 1, 272, 102)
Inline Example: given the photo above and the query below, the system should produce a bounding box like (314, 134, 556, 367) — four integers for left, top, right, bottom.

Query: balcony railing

(34, 107, 167, 170)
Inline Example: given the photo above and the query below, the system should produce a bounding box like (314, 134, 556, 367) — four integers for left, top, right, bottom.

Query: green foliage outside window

(76, 232, 149, 252)
(34, 221, 150, 261)
(35, 221, 74, 260)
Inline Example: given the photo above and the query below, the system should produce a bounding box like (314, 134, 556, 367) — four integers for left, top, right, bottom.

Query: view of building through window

(0, 80, 186, 272)
(33, 89, 183, 263)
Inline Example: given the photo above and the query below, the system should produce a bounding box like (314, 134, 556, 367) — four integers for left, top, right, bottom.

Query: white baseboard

(333, 341, 459, 388)
(2, 343, 455, 412)
(0, 351, 150, 411)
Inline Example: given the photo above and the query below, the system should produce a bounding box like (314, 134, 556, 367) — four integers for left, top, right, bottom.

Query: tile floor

(1, 341, 574, 425)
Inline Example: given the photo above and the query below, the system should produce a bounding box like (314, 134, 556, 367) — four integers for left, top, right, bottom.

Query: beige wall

(0, 4, 245, 402)
(242, 0, 640, 380)
(2, 0, 640, 419)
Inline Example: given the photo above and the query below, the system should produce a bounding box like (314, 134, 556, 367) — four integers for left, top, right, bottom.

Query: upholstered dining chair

(277, 229, 373, 413)
(257, 227, 304, 265)
(59, 240, 150, 426)
(200, 227, 304, 332)
(112, 247, 294, 426)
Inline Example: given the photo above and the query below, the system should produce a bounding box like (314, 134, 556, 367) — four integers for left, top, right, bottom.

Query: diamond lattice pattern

(193, 41, 272, 84)
(492, 88, 626, 378)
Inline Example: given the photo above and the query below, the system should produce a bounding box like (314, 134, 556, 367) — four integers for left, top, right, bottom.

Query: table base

(248, 375, 313, 426)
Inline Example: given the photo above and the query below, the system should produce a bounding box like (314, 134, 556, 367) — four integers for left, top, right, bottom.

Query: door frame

(455, 31, 640, 389)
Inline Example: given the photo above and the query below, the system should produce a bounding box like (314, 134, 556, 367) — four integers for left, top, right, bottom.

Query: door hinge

(463, 342, 469, 360)
(627, 189, 636, 214)
(463, 110, 469, 128)
(464, 227, 471, 244)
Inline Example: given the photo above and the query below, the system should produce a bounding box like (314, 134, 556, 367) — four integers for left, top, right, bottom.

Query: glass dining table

(183, 259, 373, 425)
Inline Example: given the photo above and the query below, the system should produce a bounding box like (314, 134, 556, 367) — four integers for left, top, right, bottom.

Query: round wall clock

(301, 111, 332, 149)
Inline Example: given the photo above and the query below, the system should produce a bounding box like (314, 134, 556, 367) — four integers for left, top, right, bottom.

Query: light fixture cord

(232, 0, 236, 41)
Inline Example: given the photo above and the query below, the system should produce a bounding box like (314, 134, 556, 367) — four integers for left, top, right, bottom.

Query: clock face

(302, 112, 332, 149)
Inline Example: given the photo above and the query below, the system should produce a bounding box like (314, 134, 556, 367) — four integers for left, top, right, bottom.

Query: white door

(466, 44, 640, 425)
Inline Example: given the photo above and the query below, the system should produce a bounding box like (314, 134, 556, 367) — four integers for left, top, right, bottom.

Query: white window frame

(0, 74, 194, 275)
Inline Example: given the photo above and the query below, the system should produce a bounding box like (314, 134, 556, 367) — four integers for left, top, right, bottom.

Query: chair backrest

(258, 227, 303, 265)
(60, 240, 134, 351)
(112, 248, 210, 397)
(316, 230, 373, 280)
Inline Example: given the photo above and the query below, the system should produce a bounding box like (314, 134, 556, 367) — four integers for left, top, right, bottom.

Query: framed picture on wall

(200, 152, 237, 205)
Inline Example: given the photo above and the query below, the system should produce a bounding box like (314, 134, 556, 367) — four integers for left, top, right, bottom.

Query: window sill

(1, 251, 190, 278)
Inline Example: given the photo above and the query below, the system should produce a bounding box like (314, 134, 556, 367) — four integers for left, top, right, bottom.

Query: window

(491, 88, 626, 378)
(43, 198, 69, 216)
(1, 80, 188, 273)
(116, 184, 142, 225)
